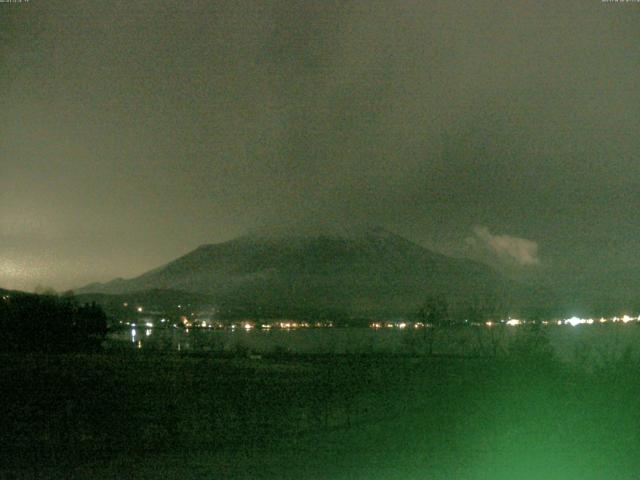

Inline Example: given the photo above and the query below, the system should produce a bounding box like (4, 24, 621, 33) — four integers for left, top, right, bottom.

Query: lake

(107, 323, 640, 366)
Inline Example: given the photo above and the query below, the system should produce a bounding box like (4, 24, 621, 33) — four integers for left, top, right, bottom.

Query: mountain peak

(242, 221, 393, 242)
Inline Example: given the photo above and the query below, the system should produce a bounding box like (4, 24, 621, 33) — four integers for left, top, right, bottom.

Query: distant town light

(565, 316, 584, 327)
(137, 306, 143, 313)
(506, 319, 521, 326)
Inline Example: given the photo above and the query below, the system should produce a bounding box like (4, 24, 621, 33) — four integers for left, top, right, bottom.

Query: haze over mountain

(78, 224, 544, 319)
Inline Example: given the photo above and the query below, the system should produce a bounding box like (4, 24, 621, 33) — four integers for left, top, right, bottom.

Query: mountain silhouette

(78, 225, 524, 318)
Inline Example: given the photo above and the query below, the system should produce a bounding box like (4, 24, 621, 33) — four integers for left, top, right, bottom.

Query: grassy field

(1, 345, 640, 479)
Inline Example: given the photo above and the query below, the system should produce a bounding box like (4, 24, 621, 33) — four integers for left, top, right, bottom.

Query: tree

(0, 293, 108, 353)
(418, 295, 450, 326)
(73, 301, 108, 350)
(463, 293, 509, 357)
(416, 295, 450, 355)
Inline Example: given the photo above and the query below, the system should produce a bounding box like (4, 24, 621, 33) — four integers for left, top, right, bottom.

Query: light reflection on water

(112, 324, 640, 365)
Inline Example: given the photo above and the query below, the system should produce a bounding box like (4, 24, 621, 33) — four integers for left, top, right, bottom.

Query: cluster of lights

(370, 322, 426, 329)
(502, 314, 640, 327)
(277, 321, 304, 329)
(124, 319, 335, 331)
(197, 320, 225, 329)
(557, 315, 640, 327)
(173, 320, 335, 331)
(257, 321, 330, 329)
(612, 315, 637, 324)
(367, 315, 640, 329)
(564, 316, 593, 327)
(121, 302, 640, 333)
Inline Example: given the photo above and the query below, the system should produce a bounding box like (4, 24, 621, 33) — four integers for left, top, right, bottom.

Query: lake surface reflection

(108, 323, 640, 366)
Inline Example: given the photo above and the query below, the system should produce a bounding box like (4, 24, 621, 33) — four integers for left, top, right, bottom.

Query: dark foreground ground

(1, 347, 640, 479)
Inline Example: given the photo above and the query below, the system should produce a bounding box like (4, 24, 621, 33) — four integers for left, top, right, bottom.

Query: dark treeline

(0, 292, 108, 353)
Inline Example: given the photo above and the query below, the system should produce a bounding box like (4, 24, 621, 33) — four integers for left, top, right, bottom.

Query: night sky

(1, 0, 639, 291)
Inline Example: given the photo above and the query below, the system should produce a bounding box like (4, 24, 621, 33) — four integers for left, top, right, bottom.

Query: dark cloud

(1, 0, 639, 290)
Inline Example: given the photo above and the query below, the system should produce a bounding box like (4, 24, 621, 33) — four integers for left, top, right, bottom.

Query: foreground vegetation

(0, 292, 107, 353)
(2, 331, 640, 479)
